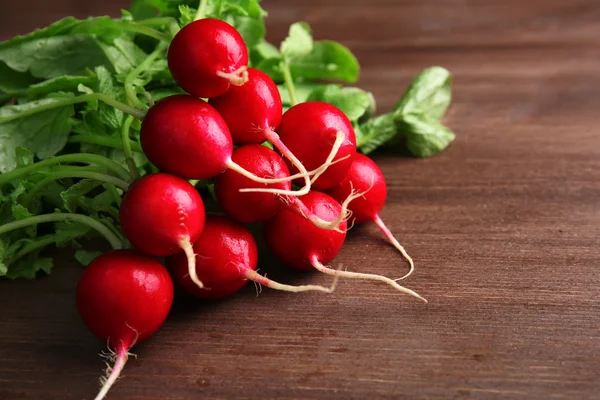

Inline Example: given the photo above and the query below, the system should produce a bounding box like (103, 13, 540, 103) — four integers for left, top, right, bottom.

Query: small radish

(119, 172, 206, 289)
(76, 249, 174, 400)
(277, 101, 357, 191)
(166, 214, 336, 299)
(214, 145, 291, 224)
(327, 153, 415, 279)
(263, 191, 426, 301)
(214, 144, 359, 230)
(209, 67, 312, 193)
(168, 18, 249, 99)
(140, 95, 309, 196)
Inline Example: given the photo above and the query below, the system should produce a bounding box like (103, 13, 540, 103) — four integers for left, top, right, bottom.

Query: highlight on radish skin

(263, 191, 426, 301)
(76, 250, 174, 400)
(166, 215, 337, 299)
(119, 173, 206, 288)
(140, 95, 311, 195)
(327, 153, 415, 280)
(209, 67, 313, 194)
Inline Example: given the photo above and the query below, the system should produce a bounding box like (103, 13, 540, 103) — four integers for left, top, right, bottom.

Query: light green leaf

(398, 113, 456, 157)
(306, 85, 375, 121)
(28, 75, 95, 99)
(394, 66, 452, 121)
(356, 113, 398, 155)
(60, 179, 102, 213)
(0, 93, 75, 173)
(289, 41, 359, 83)
(281, 22, 313, 59)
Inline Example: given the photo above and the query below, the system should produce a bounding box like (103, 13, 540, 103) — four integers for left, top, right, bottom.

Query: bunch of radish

(77, 18, 424, 400)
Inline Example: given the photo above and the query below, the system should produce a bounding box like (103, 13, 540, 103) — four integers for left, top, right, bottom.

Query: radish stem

(121, 116, 140, 181)
(68, 135, 143, 153)
(216, 66, 249, 86)
(264, 128, 311, 195)
(0, 213, 123, 250)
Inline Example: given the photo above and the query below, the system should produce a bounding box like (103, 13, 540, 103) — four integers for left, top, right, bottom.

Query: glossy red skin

(167, 18, 249, 98)
(214, 145, 290, 224)
(166, 215, 258, 300)
(76, 249, 174, 351)
(277, 101, 357, 191)
(209, 68, 282, 144)
(120, 173, 205, 256)
(263, 191, 347, 271)
(140, 95, 233, 179)
(327, 153, 387, 224)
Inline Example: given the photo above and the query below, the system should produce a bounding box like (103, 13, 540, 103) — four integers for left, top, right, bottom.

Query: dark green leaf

(15, 147, 34, 168)
(0, 62, 38, 95)
(60, 179, 102, 213)
(28, 75, 95, 99)
(356, 113, 399, 155)
(5, 257, 53, 279)
(74, 250, 103, 266)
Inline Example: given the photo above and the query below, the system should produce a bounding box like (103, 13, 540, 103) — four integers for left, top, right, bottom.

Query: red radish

(168, 18, 249, 99)
(214, 145, 359, 230)
(215, 145, 291, 224)
(140, 95, 309, 195)
(167, 215, 336, 299)
(76, 249, 174, 400)
(277, 101, 357, 191)
(263, 191, 426, 301)
(327, 153, 415, 279)
(119, 172, 206, 289)
(209, 68, 312, 193)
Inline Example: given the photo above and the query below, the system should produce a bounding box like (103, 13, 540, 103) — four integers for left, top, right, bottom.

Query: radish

(167, 18, 249, 99)
(263, 191, 426, 301)
(214, 144, 360, 230)
(76, 249, 174, 400)
(166, 214, 337, 299)
(328, 153, 415, 279)
(277, 101, 357, 191)
(209, 67, 313, 193)
(140, 95, 311, 196)
(119, 172, 206, 289)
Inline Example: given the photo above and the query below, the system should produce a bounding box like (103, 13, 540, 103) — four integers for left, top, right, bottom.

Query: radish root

(94, 347, 129, 400)
(216, 66, 249, 86)
(244, 268, 339, 293)
(180, 236, 203, 289)
(372, 214, 415, 281)
(310, 256, 426, 302)
(237, 131, 347, 195)
(263, 128, 312, 196)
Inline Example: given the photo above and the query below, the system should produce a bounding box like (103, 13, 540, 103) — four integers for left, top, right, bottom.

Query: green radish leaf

(28, 75, 95, 99)
(0, 62, 38, 95)
(356, 113, 400, 155)
(281, 22, 313, 59)
(74, 250, 103, 266)
(15, 147, 34, 168)
(60, 179, 102, 213)
(5, 257, 53, 279)
(398, 113, 455, 157)
(306, 84, 375, 122)
(289, 41, 359, 83)
(394, 66, 452, 121)
(0, 93, 75, 173)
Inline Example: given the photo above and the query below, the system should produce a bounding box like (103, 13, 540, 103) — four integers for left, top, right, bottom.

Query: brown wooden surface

(1, 1, 600, 399)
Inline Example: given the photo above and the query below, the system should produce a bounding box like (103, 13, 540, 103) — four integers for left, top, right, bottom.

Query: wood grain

(1, 1, 599, 399)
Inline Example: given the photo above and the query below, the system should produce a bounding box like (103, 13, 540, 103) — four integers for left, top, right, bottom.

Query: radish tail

(372, 214, 415, 281)
(309, 131, 345, 184)
(310, 256, 426, 302)
(216, 66, 249, 86)
(282, 182, 369, 233)
(180, 236, 203, 289)
(264, 129, 311, 195)
(244, 269, 339, 293)
(93, 347, 129, 400)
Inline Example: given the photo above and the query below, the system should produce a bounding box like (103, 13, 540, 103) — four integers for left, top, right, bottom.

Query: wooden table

(1, 1, 599, 399)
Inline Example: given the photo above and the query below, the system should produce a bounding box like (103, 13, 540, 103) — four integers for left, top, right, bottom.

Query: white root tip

(93, 349, 129, 400)
(372, 215, 415, 281)
(244, 269, 339, 294)
(310, 130, 346, 185)
(263, 129, 311, 196)
(310, 257, 427, 302)
(180, 236, 203, 289)
(216, 66, 249, 86)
